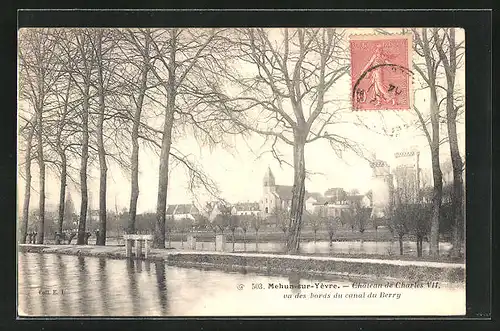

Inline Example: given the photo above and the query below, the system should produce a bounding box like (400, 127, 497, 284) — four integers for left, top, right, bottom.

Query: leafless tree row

(18, 28, 234, 247)
(18, 28, 464, 256)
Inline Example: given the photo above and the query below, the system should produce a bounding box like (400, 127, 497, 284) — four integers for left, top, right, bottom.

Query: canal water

(18, 253, 465, 316)
(169, 240, 453, 256)
(87, 238, 453, 256)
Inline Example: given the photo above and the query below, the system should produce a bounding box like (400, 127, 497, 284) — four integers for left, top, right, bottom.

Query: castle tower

(394, 147, 420, 204)
(369, 159, 394, 221)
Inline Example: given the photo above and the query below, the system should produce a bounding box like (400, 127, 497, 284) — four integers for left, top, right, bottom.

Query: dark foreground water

(18, 253, 465, 316)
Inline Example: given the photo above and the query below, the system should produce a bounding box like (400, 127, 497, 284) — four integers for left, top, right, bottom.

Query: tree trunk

(77, 84, 90, 245)
(36, 107, 45, 244)
(96, 31, 108, 246)
(398, 234, 404, 255)
(128, 123, 140, 234)
(420, 29, 443, 257)
(444, 29, 463, 258)
(56, 75, 72, 245)
(416, 235, 423, 257)
(96, 96, 107, 241)
(154, 107, 175, 248)
(243, 230, 247, 251)
(128, 35, 149, 235)
(56, 153, 67, 244)
(449, 129, 463, 258)
(232, 231, 235, 252)
(286, 138, 306, 254)
(313, 229, 317, 243)
(154, 31, 177, 249)
(20, 122, 35, 244)
(429, 139, 443, 257)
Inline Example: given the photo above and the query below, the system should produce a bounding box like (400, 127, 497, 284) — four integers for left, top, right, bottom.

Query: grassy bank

(19, 244, 464, 283)
(166, 253, 464, 283)
(240, 251, 464, 264)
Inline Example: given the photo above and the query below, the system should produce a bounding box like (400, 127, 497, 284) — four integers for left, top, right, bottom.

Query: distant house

(324, 187, 347, 201)
(305, 196, 319, 213)
(207, 202, 232, 222)
(230, 202, 261, 217)
(311, 194, 371, 219)
(346, 194, 371, 208)
(166, 204, 200, 221)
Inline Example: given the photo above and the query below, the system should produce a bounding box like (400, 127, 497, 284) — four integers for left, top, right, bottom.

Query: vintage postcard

(17, 27, 466, 317)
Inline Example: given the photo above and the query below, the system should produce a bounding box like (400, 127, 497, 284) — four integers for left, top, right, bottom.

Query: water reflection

(288, 272, 301, 295)
(38, 254, 48, 315)
(126, 259, 140, 316)
(98, 259, 110, 315)
(154, 261, 168, 315)
(77, 256, 90, 315)
(17, 252, 465, 316)
(56, 255, 71, 316)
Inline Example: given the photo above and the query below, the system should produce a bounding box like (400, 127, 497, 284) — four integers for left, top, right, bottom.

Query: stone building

(260, 167, 322, 218)
(369, 158, 394, 221)
(166, 204, 200, 221)
(231, 202, 261, 217)
(393, 149, 421, 204)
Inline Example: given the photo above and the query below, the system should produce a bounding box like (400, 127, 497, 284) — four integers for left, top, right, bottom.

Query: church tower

(263, 166, 275, 187)
(261, 167, 276, 216)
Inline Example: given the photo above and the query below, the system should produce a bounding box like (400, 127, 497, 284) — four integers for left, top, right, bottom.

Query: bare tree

(309, 207, 326, 243)
(228, 214, 240, 252)
(94, 29, 108, 245)
(239, 215, 251, 249)
(90, 29, 123, 245)
(27, 29, 86, 245)
(18, 116, 36, 244)
(433, 28, 465, 257)
(44, 58, 82, 242)
(216, 28, 362, 254)
(64, 29, 95, 245)
(271, 206, 289, 244)
(251, 214, 263, 248)
(146, 28, 228, 248)
(327, 216, 339, 247)
(18, 29, 63, 244)
(412, 28, 444, 256)
(118, 28, 153, 234)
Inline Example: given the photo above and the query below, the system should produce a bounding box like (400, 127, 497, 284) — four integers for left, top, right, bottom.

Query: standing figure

(360, 44, 397, 106)
(84, 232, 92, 245)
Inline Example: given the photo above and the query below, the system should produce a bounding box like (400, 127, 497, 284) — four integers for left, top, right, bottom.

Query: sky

(16, 28, 466, 215)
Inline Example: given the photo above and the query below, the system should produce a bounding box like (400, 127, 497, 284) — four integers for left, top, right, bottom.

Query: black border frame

(1, 5, 493, 331)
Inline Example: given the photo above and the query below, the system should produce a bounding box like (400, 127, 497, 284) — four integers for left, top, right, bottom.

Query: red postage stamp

(350, 34, 413, 111)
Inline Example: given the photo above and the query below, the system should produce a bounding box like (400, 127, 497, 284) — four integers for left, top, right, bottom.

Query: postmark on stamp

(350, 34, 413, 111)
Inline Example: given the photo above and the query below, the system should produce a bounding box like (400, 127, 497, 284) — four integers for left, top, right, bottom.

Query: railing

(123, 234, 153, 259)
